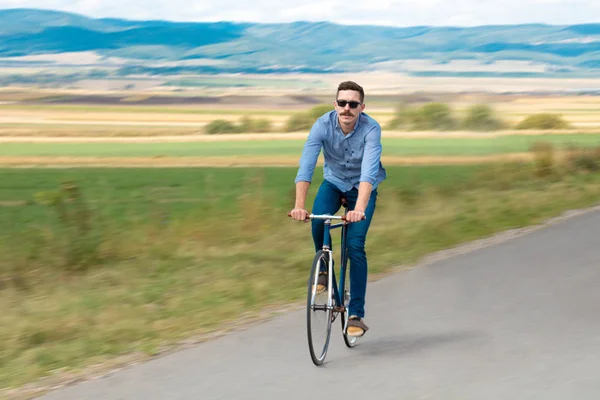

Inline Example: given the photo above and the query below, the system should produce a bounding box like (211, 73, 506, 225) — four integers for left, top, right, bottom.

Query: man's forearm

(355, 182, 373, 212)
(295, 181, 311, 209)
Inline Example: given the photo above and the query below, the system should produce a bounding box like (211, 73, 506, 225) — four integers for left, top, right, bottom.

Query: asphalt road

(39, 209, 600, 400)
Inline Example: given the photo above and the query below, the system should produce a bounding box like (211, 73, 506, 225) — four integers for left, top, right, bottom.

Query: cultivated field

(0, 88, 600, 169)
(1, 87, 600, 136)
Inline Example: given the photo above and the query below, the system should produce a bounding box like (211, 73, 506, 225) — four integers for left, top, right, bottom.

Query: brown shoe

(316, 272, 327, 293)
(347, 316, 369, 337)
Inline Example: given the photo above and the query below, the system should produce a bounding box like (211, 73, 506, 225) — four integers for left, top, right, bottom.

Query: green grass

(2, 163, 600, 393)
(2, 134, 600, 158)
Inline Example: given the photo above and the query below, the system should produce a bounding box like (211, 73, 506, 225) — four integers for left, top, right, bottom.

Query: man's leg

(310, 181, 342, 292)
(343, 188, 377, 320)
(311, 180, 343, 252)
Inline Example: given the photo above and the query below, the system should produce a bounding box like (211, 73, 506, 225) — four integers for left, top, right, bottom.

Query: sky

(1, 0, 600, 27)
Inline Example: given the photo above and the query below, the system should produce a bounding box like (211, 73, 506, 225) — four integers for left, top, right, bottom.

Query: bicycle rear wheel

(307, 250, 333, 366)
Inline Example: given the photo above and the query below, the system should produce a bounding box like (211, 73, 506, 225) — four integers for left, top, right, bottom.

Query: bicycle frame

(308, 211, 349, 315)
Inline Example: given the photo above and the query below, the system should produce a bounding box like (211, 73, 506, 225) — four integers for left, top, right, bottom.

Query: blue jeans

(311, 180, 377, 319)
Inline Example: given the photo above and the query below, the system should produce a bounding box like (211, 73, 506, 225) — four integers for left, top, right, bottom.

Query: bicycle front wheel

(306, 250, 333, 366)
(342, 292, 358, 348)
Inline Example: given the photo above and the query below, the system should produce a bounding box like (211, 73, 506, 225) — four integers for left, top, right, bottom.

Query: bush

(386, 102, 457, 131)
(205, 120, 238, 134)
(238, 116, 255, 133)
(530, 141, 556, 177)
(516, 113, 571, 130)
(34, 181, 103, 271)
(206, 117, 273, 134)
(237, 116, 272, 133)
(285, 113, 313, 132)
(285, 104, 334, 132)
(461, 104, 504, 131)
(386, 102, 413, 130)
(565, 145, 600, 172)
(252, 118, 272, 133)
(308, 104, 334, 120)
(417, 102, 457, 130)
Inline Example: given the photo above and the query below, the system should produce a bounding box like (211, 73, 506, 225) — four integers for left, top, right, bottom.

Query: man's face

(334, 90, 365, 128)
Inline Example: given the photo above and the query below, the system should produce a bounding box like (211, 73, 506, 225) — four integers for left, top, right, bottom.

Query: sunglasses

(336, 100, 361, 109)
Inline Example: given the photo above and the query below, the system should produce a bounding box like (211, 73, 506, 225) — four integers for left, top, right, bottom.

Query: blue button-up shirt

(295, 111, 386, 192)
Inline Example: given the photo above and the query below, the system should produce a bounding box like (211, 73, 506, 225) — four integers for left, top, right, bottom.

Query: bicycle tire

(307, 250, 333, 366)
(341, 264, 358, 348)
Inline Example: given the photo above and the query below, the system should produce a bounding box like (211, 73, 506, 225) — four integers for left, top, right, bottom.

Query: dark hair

(337, 81, 364, 103)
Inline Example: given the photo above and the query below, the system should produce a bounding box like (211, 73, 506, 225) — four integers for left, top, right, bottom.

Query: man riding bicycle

(289, 81, 386, 337)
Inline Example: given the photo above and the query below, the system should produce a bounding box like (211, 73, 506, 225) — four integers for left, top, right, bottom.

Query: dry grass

(0, 109, 290, 123)
(0, 126, 207, 138)
(1, 126, 600, 139)
(0, 153, 537, 168)
(0, 90, 599, 133)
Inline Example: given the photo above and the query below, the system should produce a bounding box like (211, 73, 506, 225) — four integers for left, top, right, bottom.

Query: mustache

(340, 111, 353, 116)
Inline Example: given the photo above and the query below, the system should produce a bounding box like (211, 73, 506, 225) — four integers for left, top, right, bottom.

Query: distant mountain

(1, 8, 600, 76)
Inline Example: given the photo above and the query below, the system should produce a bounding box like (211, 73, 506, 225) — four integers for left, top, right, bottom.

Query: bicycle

(288, 199, 364, 366)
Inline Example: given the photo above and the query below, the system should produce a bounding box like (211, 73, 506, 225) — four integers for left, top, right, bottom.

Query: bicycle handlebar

(287, 212, 366, 222)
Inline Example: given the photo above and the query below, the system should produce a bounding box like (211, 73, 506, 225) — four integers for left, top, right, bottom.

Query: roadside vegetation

(2, 144, 600, 392)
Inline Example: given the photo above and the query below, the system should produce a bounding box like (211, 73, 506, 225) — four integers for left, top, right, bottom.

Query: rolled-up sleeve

(295, 120, 324, 184)
(359, 125, 382, 185)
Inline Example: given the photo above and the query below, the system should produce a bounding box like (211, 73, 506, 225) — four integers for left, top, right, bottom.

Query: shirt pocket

(346, 137, 365, 164)
(326, 134, 345, 161)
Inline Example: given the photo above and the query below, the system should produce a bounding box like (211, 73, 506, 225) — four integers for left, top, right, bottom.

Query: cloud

(1, 0, 599, 26)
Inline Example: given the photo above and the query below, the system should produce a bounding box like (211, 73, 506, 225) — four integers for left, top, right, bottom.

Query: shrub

(285, 104, 334, 132)
(530, 141, 556, 177)
(386, 102, 414, 130)
(516, 113, 571, 130)
(237, 116, 272, 133)
(252, 118, 272, 133)
(285, 113, 313, 132)
(205, 117, 273, 134)
(461, 104, 504, 131)
(238, 116, 255, 133)
(387, 102, 457, 131)
(308, 104, 334, 120)
(34, 181, 103, 271)
(565, 145, 600, 172)
(205, 120, 238, 134)
(417, 102, 457, 130)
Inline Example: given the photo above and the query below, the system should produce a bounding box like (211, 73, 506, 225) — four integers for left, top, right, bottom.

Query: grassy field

(2, 158, 600, 395)
(1, 134, 600, 158)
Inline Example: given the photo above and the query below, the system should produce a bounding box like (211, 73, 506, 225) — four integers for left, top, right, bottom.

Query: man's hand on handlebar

(289, 208, 309, 221)
(346, 209, 366, 223)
